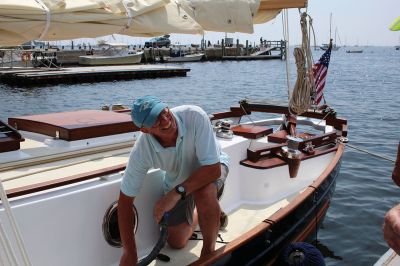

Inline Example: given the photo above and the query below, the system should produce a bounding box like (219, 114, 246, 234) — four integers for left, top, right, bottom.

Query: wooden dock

(221, 55, 282, 61)
(0, 65, 190, 86)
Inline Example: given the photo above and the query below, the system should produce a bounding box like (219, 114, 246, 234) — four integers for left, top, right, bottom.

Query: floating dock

(0, 65, 190, 86)
(221, 55, 281, 61)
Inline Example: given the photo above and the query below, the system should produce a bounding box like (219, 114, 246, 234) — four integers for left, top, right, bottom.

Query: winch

(214, 120, 233, 139)
(282, 136, 303, 178)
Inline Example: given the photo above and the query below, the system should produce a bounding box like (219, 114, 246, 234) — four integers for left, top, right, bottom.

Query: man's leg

(166, 195, 198, 249)
(192, 183, 220, 257)
(166, 164, 228, 254)
(167, 213, 198, 249)
(193, 164, 229, 257)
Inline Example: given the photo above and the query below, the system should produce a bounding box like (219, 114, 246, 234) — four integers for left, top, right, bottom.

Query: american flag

(313, 45, 332, 105)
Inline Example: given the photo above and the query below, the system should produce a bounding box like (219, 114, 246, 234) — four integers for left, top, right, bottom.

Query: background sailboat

(320, 13, 340, 51)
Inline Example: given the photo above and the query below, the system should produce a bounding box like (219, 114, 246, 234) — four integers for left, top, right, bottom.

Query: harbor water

(0, 46, 399, 265)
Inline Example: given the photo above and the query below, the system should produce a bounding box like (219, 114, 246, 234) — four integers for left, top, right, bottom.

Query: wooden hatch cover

(8, 110, 138, 141)
(0, 120, 24, 152)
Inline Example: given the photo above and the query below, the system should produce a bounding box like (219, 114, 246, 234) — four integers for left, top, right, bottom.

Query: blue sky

(70, 0, 400, 47)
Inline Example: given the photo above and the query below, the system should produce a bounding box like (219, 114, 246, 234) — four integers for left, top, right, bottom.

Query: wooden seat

(8, 110, 138, 141)
(231, 125, 273, 139)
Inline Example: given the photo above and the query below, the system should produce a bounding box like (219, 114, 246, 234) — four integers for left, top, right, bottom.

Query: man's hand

(383, 204, 400, 255)
(154, 190, 181, 223)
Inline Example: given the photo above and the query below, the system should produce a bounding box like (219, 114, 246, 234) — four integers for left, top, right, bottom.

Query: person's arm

(383, 203, 400, 255)
(153, 163, 221, 223)
(391, 143, 400, 186)
(118, 191, 138, 266)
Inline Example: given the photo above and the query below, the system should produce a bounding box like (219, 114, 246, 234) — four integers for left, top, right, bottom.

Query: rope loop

(288, 12, 315, 115)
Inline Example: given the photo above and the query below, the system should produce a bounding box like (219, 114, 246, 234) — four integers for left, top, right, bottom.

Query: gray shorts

(167, 164, 229, 226)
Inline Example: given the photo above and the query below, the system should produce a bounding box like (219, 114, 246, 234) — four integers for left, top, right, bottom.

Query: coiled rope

(289, 12, 316, 115)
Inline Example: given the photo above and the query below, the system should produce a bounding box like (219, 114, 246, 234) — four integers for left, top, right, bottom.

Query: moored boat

(0, 101, 347, 265)
(78, 43, 143, 66)
(346, 49, 363, 53)
(164, 53, 204, 63)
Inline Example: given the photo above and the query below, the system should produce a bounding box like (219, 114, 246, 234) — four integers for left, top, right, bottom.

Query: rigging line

(239, 102, 255, 125)
(121, 0, 133, 33)
(346, 143, 395, 163)
(289, 12, 314, 115)
(34, 0, 51, 41)
(315, 110, 332, 126)
(0, 180, 32, 266)
(282, 9, 291, 99)
(314, 191, 318, 247)
(0, 221, 18, 266)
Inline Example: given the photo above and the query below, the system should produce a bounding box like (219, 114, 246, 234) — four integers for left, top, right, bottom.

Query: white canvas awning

(0, 0, 307, 46)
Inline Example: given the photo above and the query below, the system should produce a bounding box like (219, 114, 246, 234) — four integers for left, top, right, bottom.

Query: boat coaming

(0, 110, 346, 266)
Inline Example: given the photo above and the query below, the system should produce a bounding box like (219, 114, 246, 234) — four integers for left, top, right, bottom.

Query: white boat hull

(164, 53, 203, 62)
(78, 52, 143, 66)
(0, 110, 346, 265)
(0, 169, 164, 266)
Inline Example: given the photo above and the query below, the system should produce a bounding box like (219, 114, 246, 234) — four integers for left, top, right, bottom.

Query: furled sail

(0, 0, 307, 46)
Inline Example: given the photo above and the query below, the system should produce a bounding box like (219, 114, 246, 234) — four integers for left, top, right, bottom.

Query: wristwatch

(175, 184, 186, 200)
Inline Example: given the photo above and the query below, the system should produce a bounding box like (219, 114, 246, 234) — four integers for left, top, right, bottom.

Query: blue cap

(131, 95, 168, 128)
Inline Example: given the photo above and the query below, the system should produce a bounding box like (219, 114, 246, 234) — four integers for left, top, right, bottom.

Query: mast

(329, 13, 332, 42)
(334, 27, 337, 47)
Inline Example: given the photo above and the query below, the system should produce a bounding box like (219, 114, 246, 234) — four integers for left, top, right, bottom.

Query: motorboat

(78, 43, 143, 66)
(0, 0, 347, 265)
(346, 49, 363, 53)
(320, 43, 339, 51)
(164, 53, 204, 63)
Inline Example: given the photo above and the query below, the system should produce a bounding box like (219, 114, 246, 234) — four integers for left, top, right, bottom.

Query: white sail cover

(0, 0, 307, 46)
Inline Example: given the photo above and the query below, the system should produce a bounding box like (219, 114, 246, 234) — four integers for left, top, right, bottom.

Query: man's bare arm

(118, 191, 138, 266)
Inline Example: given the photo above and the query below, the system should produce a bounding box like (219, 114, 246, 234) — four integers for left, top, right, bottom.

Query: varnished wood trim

(8, 110, 137, 141)
(292, 199, 330, 242)
(242, 144, 338, 169)
(0, 137, 20, 152)
(231, 125, 273, 139)
(247, 143, 286, 163)
(5, 163, 127, 199)
(210, 109, 246, 120)
(258, 0, 307, 10)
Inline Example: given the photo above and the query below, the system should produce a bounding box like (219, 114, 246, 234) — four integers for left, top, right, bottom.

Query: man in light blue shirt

(118, 95, 229, 265)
